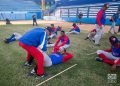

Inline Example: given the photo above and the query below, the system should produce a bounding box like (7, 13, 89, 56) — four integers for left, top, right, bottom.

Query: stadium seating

(56, 0, 120, 7)
(0, 0, 42, 20)
(51, 1, 120, 25)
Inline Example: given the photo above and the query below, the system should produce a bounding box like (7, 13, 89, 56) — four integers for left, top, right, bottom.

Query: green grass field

(0, 24, 120, 86)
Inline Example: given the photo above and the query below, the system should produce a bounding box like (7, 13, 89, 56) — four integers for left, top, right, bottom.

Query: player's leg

(94, 25, 103, 45)
(61, 44, 70, 49)
(5, 34, 16, 43)
(27, 46, 45, 76)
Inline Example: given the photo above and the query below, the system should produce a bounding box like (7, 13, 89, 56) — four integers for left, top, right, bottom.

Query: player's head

(103, 3, 109, 11)
(72, 23, 76, 27)
(60, 30, 65, 36)
(51, 24, 54, 28)
(109, 36, 119, 46)
(58, 47, 66, 54)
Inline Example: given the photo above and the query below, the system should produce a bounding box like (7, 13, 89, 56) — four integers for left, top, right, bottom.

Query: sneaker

(95, 57, 103, 62)
(24, 62, 32, 67)
(35, 73, 48, 79)
(48, 42, 53, 44)
(27, 69, 36, 76)
(84, 37, 89, 40)
(4, 39, 9, 44)
(95, 44, 101, 46)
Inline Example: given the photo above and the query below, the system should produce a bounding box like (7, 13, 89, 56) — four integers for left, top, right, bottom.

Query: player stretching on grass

(19, 27, 49, 77)
(29, 47, 73, 76)
(96, 36, 120, 70)
(66, 23, 80, 35)
(53, 30, 70, 53)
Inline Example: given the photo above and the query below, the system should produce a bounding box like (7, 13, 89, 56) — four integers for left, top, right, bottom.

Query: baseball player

(96, 36, 120, 70)
(94, 3, 109, 46)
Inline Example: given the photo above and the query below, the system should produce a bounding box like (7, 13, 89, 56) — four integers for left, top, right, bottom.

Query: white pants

(97, 50, 119, 60)
(47, 42, 70, 49)
(60, 44, 70, 49)
(13, 32, 22, 40)
(94, 25, 104, 44)
(38, 49, 52, 67)
(49, 33, 57, 39)
(88, 32, 96, 41)
(66, 30, 80, 35)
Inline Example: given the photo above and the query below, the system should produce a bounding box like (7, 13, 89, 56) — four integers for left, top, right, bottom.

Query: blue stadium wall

(0, 11, 42, 20)
(55, 0, 120, 25)
(61, 17, 120, 26)
(56, 0, 119, 6)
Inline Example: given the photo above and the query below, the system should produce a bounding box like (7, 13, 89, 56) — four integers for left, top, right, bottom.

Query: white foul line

(36, 64, 77, 86)
(87, 52, 96, 56)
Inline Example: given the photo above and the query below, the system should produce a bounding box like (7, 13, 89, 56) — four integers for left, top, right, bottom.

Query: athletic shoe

(95, 57, 103, 62)
(4, 39, 9, 44)
(48, 42, 53, 44)
(95, 44, 101, 46)
(24, 62, 32, 67)
(84, 37, 89, 40)
(35, 73, 48, 79)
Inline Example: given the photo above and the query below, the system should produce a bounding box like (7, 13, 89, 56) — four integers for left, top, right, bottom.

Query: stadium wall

(50, 2, 120, 25)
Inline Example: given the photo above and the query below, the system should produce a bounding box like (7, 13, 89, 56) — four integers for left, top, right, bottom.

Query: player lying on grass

(96, 36, 120, 70)
(66, 23, 80, 35)
(84, 29, 96, 41)
(4, 32, 22, 43)
(28, 47, 73, 76)
(19, 27, 49, 77)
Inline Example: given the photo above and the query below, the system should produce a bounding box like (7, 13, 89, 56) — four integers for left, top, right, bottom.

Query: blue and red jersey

(55, 35, 70, 47)
(105, 44, 120, 57)
(49, 52, 73, 65)
(19, 28, 48, 51)
(112, 46, 120, 57)
(73, 26, 80, 32)
(96, 9, 106, 26)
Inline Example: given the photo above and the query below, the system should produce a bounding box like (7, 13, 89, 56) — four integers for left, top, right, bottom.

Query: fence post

(87, 7, 90, 18)
(68, 8, 70, 17)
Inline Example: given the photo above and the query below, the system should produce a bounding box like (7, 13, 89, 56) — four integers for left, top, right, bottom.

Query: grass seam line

(36, 64, 77, 86)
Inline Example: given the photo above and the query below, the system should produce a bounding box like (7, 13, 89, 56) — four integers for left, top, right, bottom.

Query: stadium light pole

(42, 0, 45, 19)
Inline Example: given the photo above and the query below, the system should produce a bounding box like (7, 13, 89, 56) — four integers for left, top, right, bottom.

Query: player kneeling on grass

(29, 47, 73, 76)
(51, 30, 70, 53)
(19, 27, 49, 77)
(84, 29, 96, 41)
(66, 23, 80, 35)
(96, 36, 120, 70)
(4, 32, 22, 44)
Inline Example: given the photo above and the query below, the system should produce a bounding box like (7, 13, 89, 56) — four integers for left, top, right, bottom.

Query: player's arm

(54, 36, 60, 47)
(62, 52, 73, 63)
(104, 46, 112, 52)
(58, 37, 68, 47)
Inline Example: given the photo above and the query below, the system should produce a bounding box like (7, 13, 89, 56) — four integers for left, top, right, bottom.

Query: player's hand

(111, 64, 117, 71)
